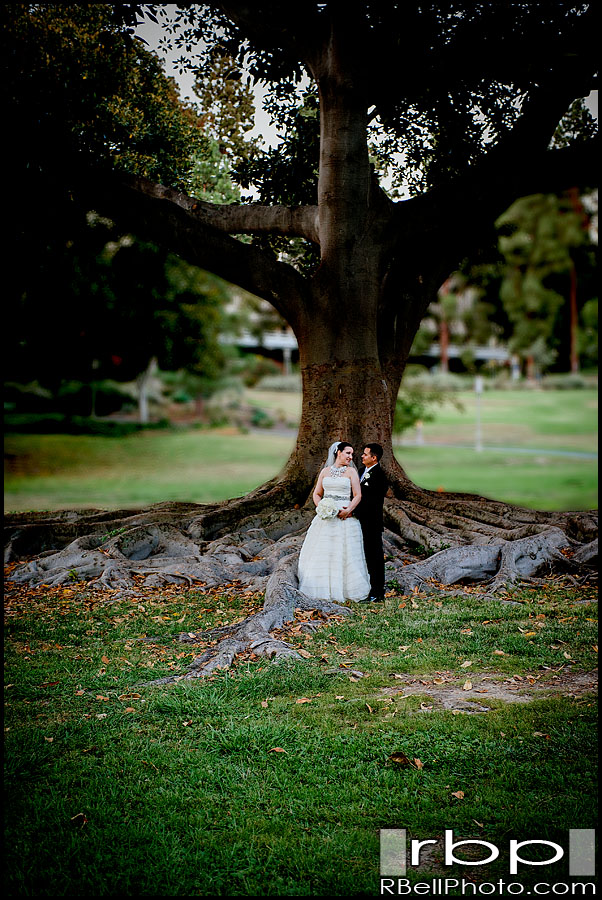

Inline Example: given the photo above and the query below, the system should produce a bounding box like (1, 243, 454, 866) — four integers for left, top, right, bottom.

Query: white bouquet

(316, 497, 339, 520)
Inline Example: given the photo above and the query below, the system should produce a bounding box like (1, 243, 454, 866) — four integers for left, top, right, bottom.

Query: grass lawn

(4, 429, 296, 512)
(4, 387, 597, 513)
(4, 578, 597, 895)
(397, 446, 597, 511)
(409, 387, 598, 453)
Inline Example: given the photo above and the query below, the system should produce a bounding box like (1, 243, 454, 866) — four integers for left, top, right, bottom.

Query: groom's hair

(365, 443, 383, 461)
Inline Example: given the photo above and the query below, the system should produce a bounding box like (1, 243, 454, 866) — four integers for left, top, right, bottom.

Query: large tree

(5, 2, 598, 677)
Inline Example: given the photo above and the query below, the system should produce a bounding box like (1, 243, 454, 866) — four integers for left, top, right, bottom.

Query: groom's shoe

(360, 595, 384, 603)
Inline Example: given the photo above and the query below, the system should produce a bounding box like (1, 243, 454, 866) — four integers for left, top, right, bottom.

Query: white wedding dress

(298, 474, 371, 602)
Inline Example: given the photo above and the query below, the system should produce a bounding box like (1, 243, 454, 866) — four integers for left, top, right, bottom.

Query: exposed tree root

(4, 478, 597, 679)
(146, 552, 352, 683)
(384, 527, 588, 595)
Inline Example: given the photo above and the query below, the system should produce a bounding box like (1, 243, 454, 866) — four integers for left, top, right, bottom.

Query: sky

(135, 8, 598, 155)
(135, 12, 282, 149)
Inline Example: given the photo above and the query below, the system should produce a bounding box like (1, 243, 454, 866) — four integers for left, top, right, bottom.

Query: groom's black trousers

(359, 522, 385, 598)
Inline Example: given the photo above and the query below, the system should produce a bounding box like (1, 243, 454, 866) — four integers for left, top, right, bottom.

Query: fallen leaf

(366, 703, 374, 713)
(493, 650, 505, 656)
(124, 707, 135, 713)
(261, 700, 268, 708)
(182, 720, 193, 727)
(296, 697, 312, 704)
(44, 737, 54, 743)
(420, 702, 433, 711)
(101, 655, 110, 664)
(413, 758, 424, 769)
(297, 649, 312, 659)
(433, 676, 446, 684)
(523, 632, 537, 638)
(473, 820, 484, 828)
(451, 790, 465, 800)
(269, 747, 286, 753)
(388, 751, 412, 766)
(96, 714, 107, 719)
(463, 680, 472, 691)
(460, 660, 472, 668)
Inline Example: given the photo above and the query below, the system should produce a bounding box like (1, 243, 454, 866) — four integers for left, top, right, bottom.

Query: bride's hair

(324, 441, 356, 469)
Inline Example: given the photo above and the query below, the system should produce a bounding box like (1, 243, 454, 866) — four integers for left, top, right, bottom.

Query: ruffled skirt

(297, 512, 370, 602)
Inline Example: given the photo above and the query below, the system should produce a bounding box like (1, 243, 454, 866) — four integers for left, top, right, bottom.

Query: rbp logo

(380, 829, 596, 877)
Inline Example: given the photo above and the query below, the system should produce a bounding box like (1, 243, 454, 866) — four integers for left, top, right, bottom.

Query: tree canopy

(6, 3, 597, 461)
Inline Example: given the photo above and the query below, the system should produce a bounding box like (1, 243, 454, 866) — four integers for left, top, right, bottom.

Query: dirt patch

(381, 668, 598, 713)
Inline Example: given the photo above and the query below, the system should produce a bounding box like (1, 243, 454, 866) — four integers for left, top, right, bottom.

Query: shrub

(254, 374, 302, 392)
(541, 373, 589, 390)
(401, 370, 468, 392)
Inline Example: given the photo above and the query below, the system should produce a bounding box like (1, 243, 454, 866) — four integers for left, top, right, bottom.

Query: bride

(297, 441, 371, 603)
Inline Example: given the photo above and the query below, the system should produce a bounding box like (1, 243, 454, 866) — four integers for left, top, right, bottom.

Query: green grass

(409, 387, 598, 452)
(397, 446, 597, 510)
(4, 389, 597, 513)
(4, 429, 295, 512)
(4, 580, 597, 895)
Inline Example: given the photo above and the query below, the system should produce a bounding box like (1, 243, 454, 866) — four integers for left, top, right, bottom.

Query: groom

(355, 443, 388, 603)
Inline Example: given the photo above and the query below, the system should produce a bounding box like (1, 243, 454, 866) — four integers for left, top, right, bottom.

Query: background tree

(4, 4, 243, 421)
(5, 2, 598, 676)
(5, 211, 230, 418)
(496, 191, 594, 379)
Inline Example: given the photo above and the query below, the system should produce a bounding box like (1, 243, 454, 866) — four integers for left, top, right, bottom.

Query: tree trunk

(569, 261, 579, 374)
(526, 354, 536, 383)
(439, 318, 450, 373)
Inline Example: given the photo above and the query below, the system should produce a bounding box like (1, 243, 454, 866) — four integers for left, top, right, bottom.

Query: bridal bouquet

(316, 497, 339, 520)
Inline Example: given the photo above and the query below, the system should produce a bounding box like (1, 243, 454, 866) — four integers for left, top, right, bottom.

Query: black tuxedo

(355, 463, 388, 598)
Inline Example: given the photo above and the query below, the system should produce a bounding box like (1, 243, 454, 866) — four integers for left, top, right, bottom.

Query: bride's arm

(312, 469, 327, 506)
(339, 469, 362, 519)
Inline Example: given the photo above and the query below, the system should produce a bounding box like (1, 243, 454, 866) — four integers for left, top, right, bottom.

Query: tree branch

(215, 1, 324, 63)
(391, 41, 597, 249)
(79, 170, 311, 327)
(119, 175, 320, 244)
(393, 139, 597, 248)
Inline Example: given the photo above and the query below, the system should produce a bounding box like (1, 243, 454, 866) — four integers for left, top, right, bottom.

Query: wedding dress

(298, 472, 371, 602)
